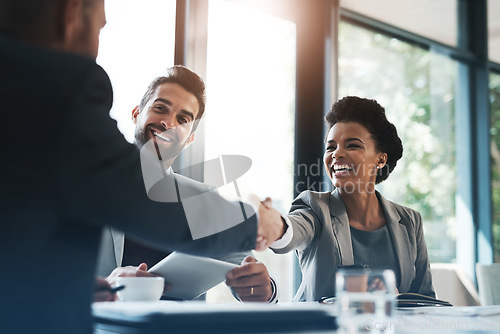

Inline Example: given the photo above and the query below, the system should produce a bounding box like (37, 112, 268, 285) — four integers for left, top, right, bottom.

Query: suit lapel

(329, 189, 354, 265)
(377, 192, 411, 292)
(329, 189, 412, 291)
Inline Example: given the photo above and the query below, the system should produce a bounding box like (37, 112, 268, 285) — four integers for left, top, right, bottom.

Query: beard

(135, 125, 187, 164)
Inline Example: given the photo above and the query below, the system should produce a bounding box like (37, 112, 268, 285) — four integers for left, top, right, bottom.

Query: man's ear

(58, 0, 82, 45)
(184, 132, 196, 148)
(131, 106, 140, 124)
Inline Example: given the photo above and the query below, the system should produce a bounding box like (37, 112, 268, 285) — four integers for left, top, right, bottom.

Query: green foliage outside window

(339, 22, 457, 263)
(490, 73, 500, 262)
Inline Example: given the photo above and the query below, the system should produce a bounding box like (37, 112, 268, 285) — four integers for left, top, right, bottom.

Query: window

(97, 0, 177, 142)
(340, 0, 457, 47)
(338, 22, 458, 263)
(203, 0, 297, 302)
(95, 0, 494, 296)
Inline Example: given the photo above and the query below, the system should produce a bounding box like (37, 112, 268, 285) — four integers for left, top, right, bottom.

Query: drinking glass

(336, 268, 396, 333)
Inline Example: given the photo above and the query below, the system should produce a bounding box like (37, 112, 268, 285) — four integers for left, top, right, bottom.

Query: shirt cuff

(270, 215, 293, 250)
(267, 277, 279, 303)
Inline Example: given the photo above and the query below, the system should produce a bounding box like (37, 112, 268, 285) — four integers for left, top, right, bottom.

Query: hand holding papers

(149, 252, 238, 300)
(225, 256, 274, 302)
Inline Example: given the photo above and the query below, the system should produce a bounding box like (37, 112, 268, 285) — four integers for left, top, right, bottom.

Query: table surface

(395, 306, 500, 334)
(92, 301, 500, 334)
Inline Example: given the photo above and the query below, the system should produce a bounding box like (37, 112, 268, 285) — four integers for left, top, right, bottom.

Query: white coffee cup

(114, 276, 165, 302)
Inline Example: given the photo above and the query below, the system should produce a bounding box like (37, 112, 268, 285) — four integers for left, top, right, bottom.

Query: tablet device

(148, 252, 238, 300)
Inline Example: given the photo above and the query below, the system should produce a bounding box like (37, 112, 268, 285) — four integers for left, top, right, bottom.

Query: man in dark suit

(0, 1, 284, 333)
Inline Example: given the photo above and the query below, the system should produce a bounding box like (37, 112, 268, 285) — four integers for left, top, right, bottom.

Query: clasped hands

(247, 195, 286, 251)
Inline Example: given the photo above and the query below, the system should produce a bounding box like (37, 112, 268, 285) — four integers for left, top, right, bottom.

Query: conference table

(92, 301, 500, 334)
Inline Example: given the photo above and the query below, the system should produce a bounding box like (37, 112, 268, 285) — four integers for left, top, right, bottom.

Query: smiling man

(97, 66, 277, 303)
(133, 71, 202, 166)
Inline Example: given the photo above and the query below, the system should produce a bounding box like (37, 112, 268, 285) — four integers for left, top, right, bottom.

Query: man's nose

(161, 117, 176, 129)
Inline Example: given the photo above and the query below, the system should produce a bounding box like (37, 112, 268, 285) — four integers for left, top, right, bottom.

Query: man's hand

(249, 196, 286, 251)
(225, 256, 273, 302)
(94, 277, 116, 302)
(106, 263, 171, 294)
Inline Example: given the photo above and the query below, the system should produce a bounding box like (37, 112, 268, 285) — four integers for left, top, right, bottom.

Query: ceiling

(340, 0, 500, 64)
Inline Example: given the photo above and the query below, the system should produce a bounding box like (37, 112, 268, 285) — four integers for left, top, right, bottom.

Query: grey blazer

(273, 189, 435, 301)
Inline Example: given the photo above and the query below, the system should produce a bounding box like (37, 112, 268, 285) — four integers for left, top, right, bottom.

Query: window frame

(339, 0, 497, 280)
(173, 0, 499, 292)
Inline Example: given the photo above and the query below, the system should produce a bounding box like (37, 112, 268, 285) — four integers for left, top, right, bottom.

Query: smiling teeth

(153, 131, 172, 142)
(334, 164, 352, 172)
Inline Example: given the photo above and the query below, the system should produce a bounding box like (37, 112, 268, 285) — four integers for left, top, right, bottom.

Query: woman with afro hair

(272, 96, 435, 301)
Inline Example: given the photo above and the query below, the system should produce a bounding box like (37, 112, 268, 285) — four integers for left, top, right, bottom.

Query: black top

(350, 224, 401, 287)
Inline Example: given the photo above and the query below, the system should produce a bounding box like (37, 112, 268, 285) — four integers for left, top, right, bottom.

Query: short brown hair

(139, 66, 206, 131)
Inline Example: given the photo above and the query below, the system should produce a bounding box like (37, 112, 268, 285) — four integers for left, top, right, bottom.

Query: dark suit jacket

(0, 33, 257, 334)
(96, 172, 252, 278)
(273, 189, 435, 301)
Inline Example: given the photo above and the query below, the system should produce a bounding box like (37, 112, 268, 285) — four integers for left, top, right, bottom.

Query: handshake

(247, 195, 287, 251)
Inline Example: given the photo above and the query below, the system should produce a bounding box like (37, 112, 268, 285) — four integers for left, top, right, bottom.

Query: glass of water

(335, 268, 396, 333)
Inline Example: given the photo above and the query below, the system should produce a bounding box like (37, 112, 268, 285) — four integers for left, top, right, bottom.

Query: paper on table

(93, 300, 332, 316)
(398, 305, 500, 317)
(396, 307, 500, 334)
(427, 305, 500, 317)
(92, 301, 339, 332)
(148, 252, 238, 300)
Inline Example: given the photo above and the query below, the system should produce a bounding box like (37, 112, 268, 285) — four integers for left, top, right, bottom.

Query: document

(149, 252, 238, 300)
